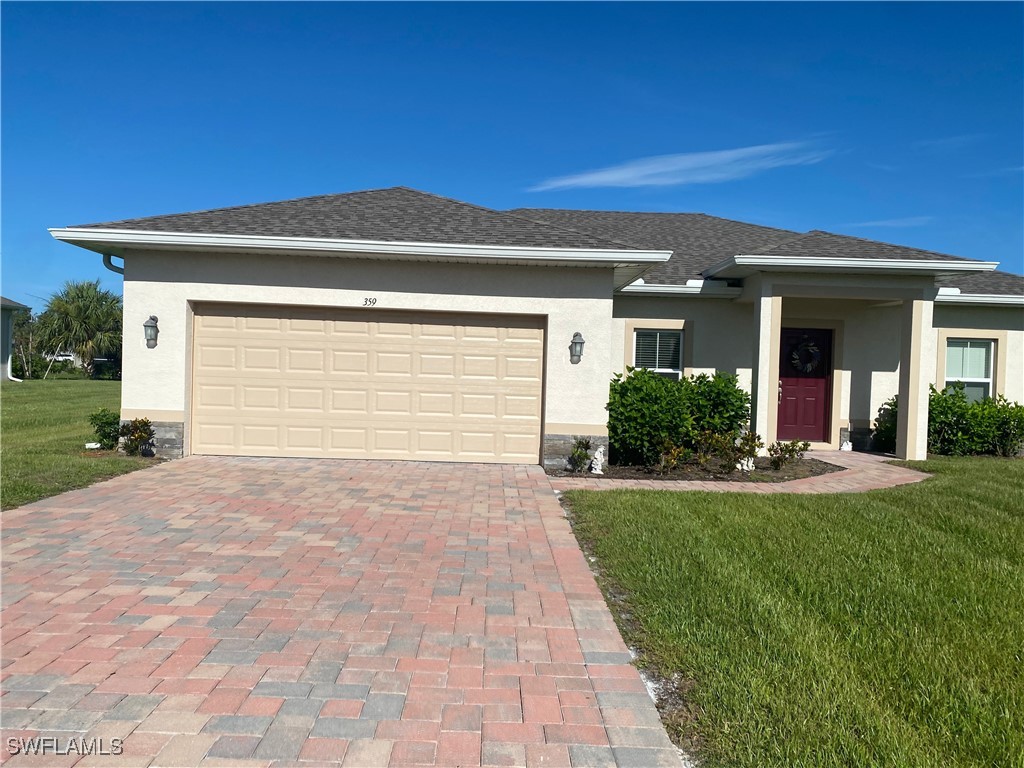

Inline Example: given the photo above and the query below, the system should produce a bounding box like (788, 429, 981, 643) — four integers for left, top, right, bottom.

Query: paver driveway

(1, 458, 682, 767)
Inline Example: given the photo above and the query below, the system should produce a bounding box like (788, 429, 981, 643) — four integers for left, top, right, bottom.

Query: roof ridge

(71, 186, 416, 228)
(511, 206, 703, 216)
(380, 189, 644, 251)
(745, 231, 810, 255)
(688, 212, 801, 236)
(802, 228, 972, 262)
(503, 210, 646, 251)
(510, 207, 802, 237)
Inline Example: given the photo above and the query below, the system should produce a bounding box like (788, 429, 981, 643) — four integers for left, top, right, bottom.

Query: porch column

(895, 295, 935, 460)
(751, 290, 782, 448)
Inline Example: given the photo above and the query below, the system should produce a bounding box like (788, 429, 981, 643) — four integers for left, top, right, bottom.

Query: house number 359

(363, 298, 377, 306)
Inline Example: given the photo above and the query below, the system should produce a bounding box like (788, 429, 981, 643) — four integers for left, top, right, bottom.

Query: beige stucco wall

(121, 251, 615, 444)
(123, 248, 1021, 460)
(613, 295, 894, 442)
(611, 292, 1023, 445)
(780, 298, 904, 433)
(612, 296, 755, 390)
(933, 304, 1024, 403)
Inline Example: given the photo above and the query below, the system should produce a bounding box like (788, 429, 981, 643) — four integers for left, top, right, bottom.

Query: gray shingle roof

(937, 270, 1024, 297)
(508, 208, 800, 284)
(1, 296, 29, 310)
(73, 187, 635, 252)
(71, 187, 1017, 294)
(756, 229, 974, 263)
(509, 210, 1011, 290)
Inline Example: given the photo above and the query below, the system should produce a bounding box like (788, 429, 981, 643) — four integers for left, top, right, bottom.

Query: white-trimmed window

(945, 339, 994, 402)
(633, 329, 682, 380)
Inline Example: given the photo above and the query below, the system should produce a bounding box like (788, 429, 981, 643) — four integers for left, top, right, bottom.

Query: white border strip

(618, 280, 740, 297)
(49, 227, 672, 266)
(935, 293, 1024, 306)
(705, 254, 999, 276)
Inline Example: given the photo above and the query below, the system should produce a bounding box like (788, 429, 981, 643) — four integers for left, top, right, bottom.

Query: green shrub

(694, 430, 734, 468)
(119, 418, 155, 457)
(735, 429, 764, 465)
(11, 352, 47, 379)
(767, 440, 810, 470)
(607, 368, 751, 467)
(655, 440, 691, 475)
(88, 407, 121, 450)
(607, 368, 695, 466)
(988, 396, 1024, 456)
(687, 372, 751, 438)
(873, 395, 899, 453)
(871, 384, 1024, 457)
(567, 436, 592, 473)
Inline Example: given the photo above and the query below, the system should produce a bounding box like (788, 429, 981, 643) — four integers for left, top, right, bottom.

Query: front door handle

(778, 381, 783, 403)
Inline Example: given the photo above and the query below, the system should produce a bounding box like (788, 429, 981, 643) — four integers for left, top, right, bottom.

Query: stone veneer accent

(133, 426, 612, 465)
(145, 421, 184, 458)
(850, 427, 875, 452)
(542, 433, 609, 471)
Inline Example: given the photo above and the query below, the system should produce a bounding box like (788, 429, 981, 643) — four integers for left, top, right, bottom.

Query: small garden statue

(736, 456, 755, 472)
(840, 440, 853, 452)
(590, 445, 605, 475)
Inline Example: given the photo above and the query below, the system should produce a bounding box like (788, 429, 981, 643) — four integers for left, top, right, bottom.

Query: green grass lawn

(566, 457, 1024, 768)
(1, 380, 155, 509)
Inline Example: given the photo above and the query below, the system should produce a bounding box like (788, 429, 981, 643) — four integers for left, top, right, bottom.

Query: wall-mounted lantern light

(569, 332, 585, 365)
(143, 316, 159, 349)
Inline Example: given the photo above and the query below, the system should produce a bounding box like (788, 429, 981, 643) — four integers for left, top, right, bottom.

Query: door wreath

(790, 338, 821, 373)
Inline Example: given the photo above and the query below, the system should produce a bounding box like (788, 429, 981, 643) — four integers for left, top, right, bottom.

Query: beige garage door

(190, 304, 544, 463)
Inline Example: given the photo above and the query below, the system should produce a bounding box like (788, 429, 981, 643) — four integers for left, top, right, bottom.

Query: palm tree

(37, 280, 122, 376)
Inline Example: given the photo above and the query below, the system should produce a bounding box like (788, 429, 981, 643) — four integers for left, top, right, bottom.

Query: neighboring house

(1, 296, 30, 382)
(43, 350, 84, 370)
(49, 187, 1024, 463)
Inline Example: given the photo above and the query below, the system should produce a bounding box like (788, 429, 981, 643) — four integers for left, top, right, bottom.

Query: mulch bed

(547, 456, 843, 483)
(77, 450, 162, 462)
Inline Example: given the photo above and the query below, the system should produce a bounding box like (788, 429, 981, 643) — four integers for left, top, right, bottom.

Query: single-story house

(1, 296, 30, 382)
(50, 187, 1024, 464)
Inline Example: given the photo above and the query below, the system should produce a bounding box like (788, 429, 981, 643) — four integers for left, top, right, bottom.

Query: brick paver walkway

(550, 450, 929, 493)
(1, 459, 683, 767)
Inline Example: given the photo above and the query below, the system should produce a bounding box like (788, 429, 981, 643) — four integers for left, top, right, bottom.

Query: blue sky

(3, 1, 1022, 312)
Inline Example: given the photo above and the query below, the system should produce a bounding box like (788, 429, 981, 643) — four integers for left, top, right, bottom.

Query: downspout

(7, 341, 22, 382)
(98, 254, 125, 384)
(103, 253, 125, 275)
(5, 314, 22, 382)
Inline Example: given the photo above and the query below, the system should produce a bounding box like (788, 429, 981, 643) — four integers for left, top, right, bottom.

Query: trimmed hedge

(607, 368, 750, 466)
(873, 383, 1024, 456)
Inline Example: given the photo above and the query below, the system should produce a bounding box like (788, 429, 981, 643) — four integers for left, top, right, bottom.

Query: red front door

(777, 328, 832, 442)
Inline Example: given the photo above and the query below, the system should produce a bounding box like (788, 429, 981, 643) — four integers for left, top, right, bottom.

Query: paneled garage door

(190, 304, 545, 463)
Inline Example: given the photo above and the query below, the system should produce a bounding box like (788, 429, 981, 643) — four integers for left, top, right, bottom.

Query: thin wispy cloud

(965, 165, 1024, 179)
(912, 134, 984, 152)
(847, 216, 934, 228)
(530, 141, 832, 192)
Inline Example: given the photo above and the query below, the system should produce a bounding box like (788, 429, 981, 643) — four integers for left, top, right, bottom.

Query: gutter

(49, 227, 672, 265)
(704, 254, 1000, 278)
(935, 287, 1023, 307)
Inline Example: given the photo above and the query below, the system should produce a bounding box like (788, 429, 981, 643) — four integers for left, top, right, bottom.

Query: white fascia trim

(704, 254, 1000, 276)
(618, 279, 741, 297)
(49, 227, 672, 267)
(935, 293, 1024, 306)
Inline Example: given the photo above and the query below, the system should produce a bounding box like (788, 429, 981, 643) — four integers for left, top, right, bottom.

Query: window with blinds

(634, 329, 682, 380)
(945, 339, 993, 402)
